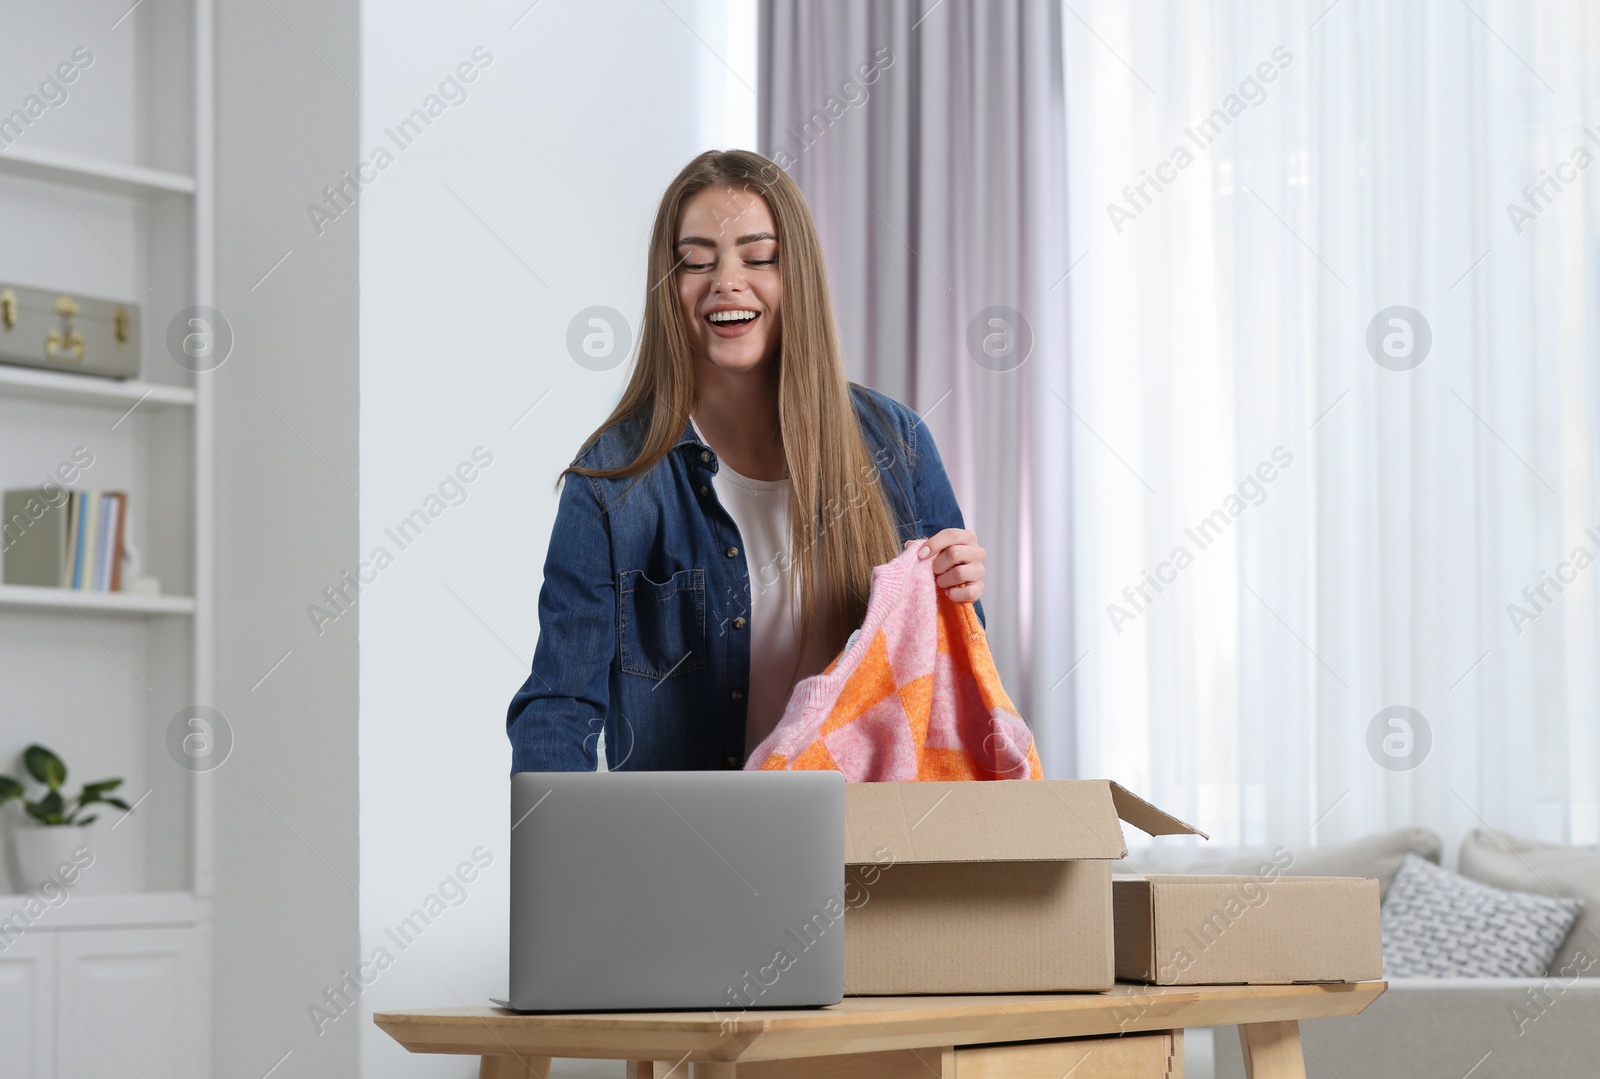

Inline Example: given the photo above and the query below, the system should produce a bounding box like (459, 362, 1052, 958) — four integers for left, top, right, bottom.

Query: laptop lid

(509, 770, 845, 1012)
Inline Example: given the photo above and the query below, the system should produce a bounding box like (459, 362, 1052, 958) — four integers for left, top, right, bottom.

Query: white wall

(214, 0, 361, 1076)
(355, 3, 754, 1077)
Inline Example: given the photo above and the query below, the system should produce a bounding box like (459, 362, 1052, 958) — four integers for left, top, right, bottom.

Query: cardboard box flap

(844, 780, 1166, 864)
(1109, 782, 1209, 840)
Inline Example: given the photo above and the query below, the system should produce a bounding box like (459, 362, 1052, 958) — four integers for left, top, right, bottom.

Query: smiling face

(675, 184, 783, 375)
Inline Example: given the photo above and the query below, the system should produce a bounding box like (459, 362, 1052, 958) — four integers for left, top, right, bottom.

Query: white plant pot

(12, 823, 97, 894)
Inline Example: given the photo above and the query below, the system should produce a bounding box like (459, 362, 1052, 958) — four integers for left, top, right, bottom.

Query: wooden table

(376, 980, 1385, 1079)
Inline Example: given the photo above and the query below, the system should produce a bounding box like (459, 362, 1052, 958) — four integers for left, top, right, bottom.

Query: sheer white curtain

(1066, 0, 1600, 858)
(759, 0, 1077, 776)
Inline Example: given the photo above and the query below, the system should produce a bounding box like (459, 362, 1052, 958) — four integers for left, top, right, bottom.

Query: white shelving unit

(0, 364, 197, 409)
(0, 143, 197, 197)
(0, 585, 196, 616)
(0, 1, 213, 1075)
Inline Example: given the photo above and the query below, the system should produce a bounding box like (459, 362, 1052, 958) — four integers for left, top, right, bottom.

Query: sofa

(1122, 826, 1600, 1079)
(1211, 976, 1600, 1078)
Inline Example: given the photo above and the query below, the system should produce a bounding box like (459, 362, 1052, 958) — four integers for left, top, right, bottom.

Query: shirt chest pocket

(618, 567, 708, 680)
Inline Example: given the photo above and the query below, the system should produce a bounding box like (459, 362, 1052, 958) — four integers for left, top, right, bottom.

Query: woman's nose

(711, 260, 747, 292)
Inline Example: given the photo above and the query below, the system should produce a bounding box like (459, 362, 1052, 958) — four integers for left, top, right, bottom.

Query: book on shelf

(2, 488, 128, 591)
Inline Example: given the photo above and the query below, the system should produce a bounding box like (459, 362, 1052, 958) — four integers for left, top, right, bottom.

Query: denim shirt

(506, 383, 983, 773)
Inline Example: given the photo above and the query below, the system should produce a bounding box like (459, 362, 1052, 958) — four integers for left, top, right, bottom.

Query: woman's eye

(677, 254, 777, 272)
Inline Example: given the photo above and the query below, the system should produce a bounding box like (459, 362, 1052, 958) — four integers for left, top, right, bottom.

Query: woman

(507, 149, 986, 773)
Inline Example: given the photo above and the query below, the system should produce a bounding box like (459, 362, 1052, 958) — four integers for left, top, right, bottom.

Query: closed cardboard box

(840, 780, 1203, 994)
(1113, 874, 1382, 985)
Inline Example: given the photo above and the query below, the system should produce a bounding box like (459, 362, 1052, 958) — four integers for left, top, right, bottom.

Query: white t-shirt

(690, 416, 833, 758)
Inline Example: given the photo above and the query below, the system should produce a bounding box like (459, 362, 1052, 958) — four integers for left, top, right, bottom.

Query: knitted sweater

(747, 544, 1043, 780)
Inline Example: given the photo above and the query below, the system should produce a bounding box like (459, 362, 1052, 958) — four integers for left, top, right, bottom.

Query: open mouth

(705, 310, 761, 335)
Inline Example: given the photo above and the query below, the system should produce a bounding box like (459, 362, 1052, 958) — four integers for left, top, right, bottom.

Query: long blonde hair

(563, 149, 903, 655)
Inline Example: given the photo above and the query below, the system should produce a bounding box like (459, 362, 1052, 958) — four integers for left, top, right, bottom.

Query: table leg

(478, 1054, 551, 1079)
(1238, 1020, 1307, 1079)
(630, 1062, 690, 1079)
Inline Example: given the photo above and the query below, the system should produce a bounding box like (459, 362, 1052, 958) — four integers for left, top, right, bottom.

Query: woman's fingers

(944, 583, 984, 603)
(917, 528, 977, 564)
(908, 530, 986, 603)
(936, 534, 985, 603)
(931, 544, 985, 577)
(935, 560, 983, 589)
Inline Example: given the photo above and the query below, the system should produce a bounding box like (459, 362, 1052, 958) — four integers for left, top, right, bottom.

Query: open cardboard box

(840, 779, 1204, 994)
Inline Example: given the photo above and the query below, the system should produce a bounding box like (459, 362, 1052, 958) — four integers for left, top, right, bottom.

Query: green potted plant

(0, 745, 129, 892)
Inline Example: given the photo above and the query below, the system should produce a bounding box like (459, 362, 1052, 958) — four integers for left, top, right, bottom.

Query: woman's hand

(906, 528, 986, 604)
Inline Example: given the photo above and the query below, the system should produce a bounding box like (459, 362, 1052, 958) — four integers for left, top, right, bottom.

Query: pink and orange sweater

(747, 544, 1043, 780)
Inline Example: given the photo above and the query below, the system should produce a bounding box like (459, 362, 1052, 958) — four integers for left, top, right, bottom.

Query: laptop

(507, 769, 846, 1012)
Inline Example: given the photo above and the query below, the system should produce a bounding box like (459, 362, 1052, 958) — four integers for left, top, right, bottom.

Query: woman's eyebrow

(675, 231, 779, 248)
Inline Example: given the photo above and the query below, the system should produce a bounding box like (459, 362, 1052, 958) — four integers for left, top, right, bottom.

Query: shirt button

(699, 485, 710, 497)
(730, 690, 744, 701)
(725, 756, 739, 768)
(700, 450, 712, 463)
(733, 616, 746, 630)
(725, 546, 739, 558)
